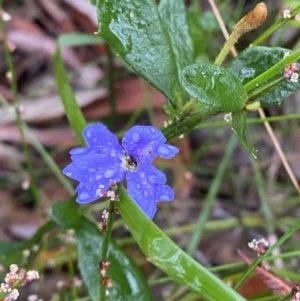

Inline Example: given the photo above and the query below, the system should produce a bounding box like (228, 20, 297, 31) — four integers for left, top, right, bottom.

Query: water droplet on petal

(65, 171, 73, 177)
(104, 169, 115, 179)
(150, 128, 156, 133)
(96, 175, 102, 180)
(159, 194, 170, 201)
(136, 184, 140, 189)
(79, 192, 90, 200)
(157, 145, 170, 156)
(131, 131, 139, 142)
(148, 174, 156, 183)
(85, 129, 92, 138)
(110, 149, 116, 157)
(88, 168, 96, 173)
(70, 148, 86, 155)
(144, 190, 148, 197)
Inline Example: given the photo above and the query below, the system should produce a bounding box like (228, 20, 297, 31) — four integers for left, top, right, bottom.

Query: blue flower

(63, 123, 179, 219)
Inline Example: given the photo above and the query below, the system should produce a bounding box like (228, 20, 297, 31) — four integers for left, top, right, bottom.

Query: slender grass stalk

(0, 8, 39, 203)
(252, 5, 300, 46)
(0, 95, 74, 195)
(186, 134, 237, 255)
(251, 159, 274, 233)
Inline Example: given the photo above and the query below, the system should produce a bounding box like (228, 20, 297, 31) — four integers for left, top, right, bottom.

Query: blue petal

(152, 144, 179, 159)
(126, 171, 157, 219)
(126, 166, 173, 219)
(155, 184, 174, 202)
(122, 125, 179, 165)
(142, 165, 166, 184)
(63, 153, 125, 182)
(75, 179, 111, 204)
(122, 126, 166, 159)
(82, 123, 123, 157)
(63, 152, 126, 203)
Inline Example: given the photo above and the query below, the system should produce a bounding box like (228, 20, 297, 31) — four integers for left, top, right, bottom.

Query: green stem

(0, 8, 39, 203)
(215, 29, 240, 65)
(244, 48, 300, 93)
(252, 4, 300, 46)
(99, 201, 115, 301)
(162, 102, 220, 141)
(186, 134, 237, 256)
(247, 77, 284, 102)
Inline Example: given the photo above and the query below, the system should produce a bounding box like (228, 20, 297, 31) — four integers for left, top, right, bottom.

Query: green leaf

(53, 47, 87, 145)
(182, 63, 248, 112)
(187, 11, 207, 58)
(51, 200, 154, 301)
(51, 199, 83, 229)
(96, 0, 184, 107)
(159, 0, 193, 103)
(73, 219, 100, 301)
(0, 221, 55, 268)
(58, 33, 104, 47)
(0, 241, 22, 254)
(227, 46, 300, 106)
(116, 185, 247, 301)
(232, 111, 257, 160)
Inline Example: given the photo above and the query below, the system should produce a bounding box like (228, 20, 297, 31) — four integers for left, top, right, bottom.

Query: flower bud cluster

(100, 261, 112, 288)
(0, 264, 39, 301)
(248, 238, 269, 255)
(280, 6, 300, 22)
(283, 52, 299, 83)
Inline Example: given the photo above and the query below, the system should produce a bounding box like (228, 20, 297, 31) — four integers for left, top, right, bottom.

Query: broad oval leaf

(51, 200, 154, 301)
(116, 185, 247, 301)
(182, 63, 248, 112)
(227, 46, 300, 106)
(97, 0, 185, 107)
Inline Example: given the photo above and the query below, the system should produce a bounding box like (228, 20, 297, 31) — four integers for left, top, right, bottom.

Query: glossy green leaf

(227, 46, 300, 106)
(116, 185, 247, 301)
(51, 200, 154, 301)
(232, 111, 257, 160)
(96, 0, 184, 107)
(159, 0, 193, 105)
(51, 199, 83, 229)
(182, 63, 248, 112)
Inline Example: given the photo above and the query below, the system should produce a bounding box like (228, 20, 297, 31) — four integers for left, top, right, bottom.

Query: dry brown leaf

(0, 87, 107, 124)
(63, 0, 98, 27)
(36, 0, 75, 33)
(237, 249, 291, 295)
(0, 125, 76, 147)
(7, 30, 81, 68)
(84, 77, 167, 119)
(6, 15, 44, 35)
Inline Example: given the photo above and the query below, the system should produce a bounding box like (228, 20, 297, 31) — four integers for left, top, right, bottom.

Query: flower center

(124, 153, 138, 171)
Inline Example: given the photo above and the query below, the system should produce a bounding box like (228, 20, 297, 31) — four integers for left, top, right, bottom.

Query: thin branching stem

(0, 6, 39, 203)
